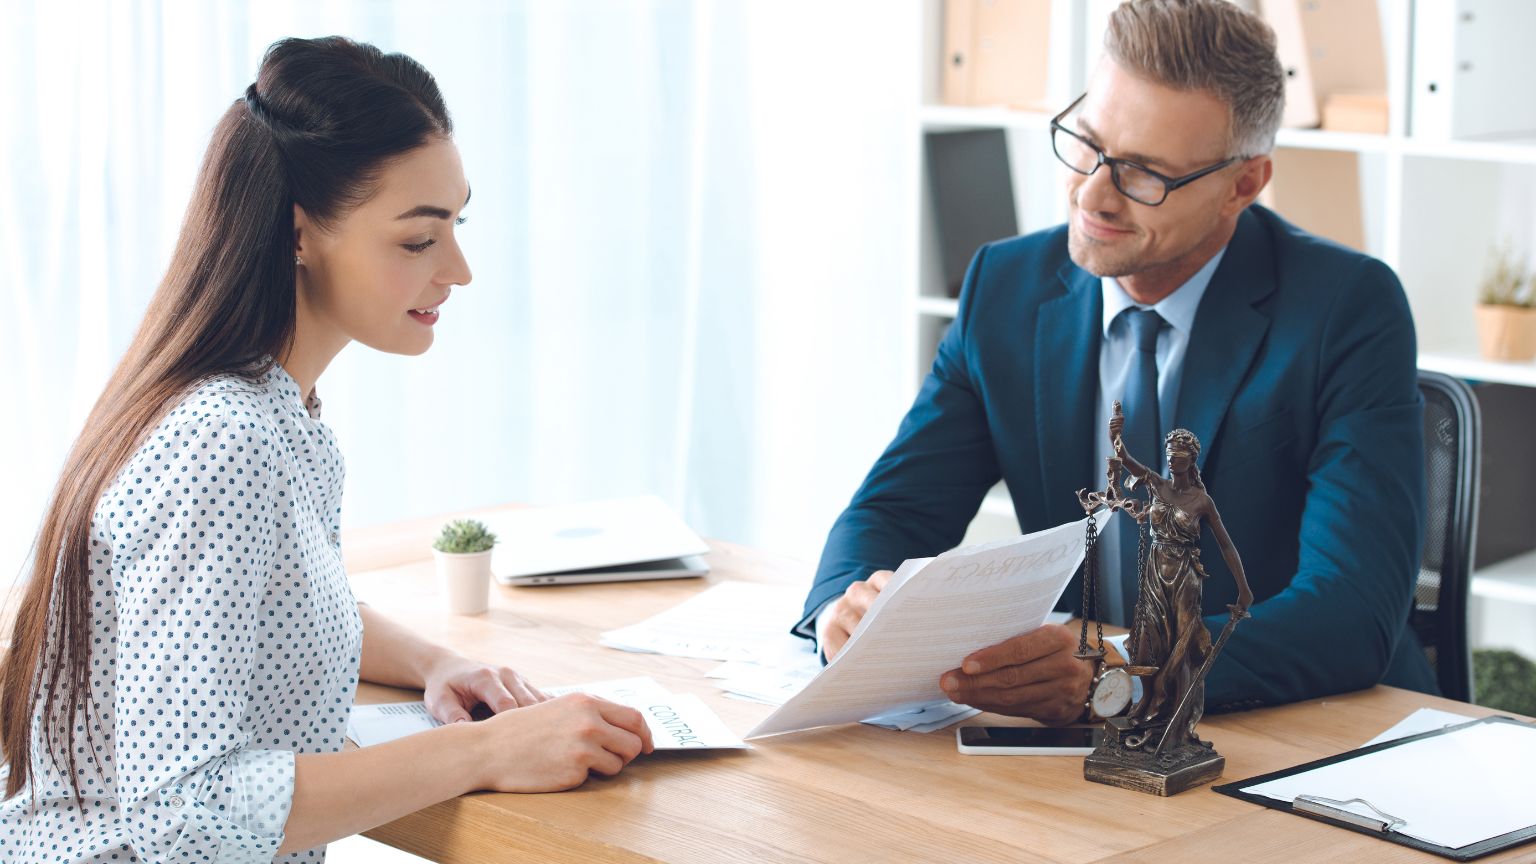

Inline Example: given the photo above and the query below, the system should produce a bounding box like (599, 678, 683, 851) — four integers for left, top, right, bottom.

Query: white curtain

(0, 0, 917, 588)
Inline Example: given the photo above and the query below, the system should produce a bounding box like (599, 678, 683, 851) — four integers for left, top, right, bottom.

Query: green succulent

(1479, 241, 1533, 308)
(432, 519, 497, 554)
(1473, 648, 1536, 717)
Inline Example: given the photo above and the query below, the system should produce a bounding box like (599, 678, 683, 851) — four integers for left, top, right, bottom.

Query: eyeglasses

(1050, 93, 1238, 207)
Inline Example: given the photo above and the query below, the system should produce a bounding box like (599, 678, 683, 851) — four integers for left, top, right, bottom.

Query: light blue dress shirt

(1095, 246, 1226, 654)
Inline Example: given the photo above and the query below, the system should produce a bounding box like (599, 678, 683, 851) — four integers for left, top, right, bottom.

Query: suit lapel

(1035, 262, 1102, 523)
(1174, 209, 1277, 470)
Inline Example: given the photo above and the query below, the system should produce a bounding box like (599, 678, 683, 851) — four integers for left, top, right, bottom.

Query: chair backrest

(1413, 370, 1481, 703)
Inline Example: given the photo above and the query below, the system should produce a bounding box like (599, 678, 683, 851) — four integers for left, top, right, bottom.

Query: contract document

(347, 676, 747, 750)
(747, 513, 1105, 739)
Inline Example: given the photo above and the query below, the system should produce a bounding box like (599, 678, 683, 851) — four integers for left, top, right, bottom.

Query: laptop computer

(487, 496, 710, 586)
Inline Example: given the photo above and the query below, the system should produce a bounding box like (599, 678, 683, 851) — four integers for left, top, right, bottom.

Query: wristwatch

(1084, 659, 1133, 722)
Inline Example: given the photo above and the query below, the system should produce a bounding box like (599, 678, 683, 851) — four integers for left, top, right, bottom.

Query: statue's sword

(1153, 605, 1249, 757)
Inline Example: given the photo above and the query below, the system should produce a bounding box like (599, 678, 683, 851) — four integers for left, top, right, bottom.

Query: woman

(1109, 413, 1253, 742)
(0, 37, 651, 862)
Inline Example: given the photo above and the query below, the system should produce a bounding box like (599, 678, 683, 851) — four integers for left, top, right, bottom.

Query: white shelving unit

(913, 1, 1536, 621)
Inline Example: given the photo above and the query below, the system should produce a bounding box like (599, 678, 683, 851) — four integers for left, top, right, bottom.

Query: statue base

(1083, 716, 1224, 796)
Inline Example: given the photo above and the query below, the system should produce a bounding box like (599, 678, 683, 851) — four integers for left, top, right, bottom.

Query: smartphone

(955, 725, 1104, 756)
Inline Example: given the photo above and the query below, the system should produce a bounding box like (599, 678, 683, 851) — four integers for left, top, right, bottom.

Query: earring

(294, 254, 303, 267)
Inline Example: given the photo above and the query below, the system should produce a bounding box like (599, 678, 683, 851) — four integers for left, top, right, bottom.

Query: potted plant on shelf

(432, 518, 497, 615)
(1475, 242, 1536, 363)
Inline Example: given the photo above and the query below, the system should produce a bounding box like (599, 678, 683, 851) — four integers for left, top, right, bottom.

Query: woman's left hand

(422, 654, 548, 724)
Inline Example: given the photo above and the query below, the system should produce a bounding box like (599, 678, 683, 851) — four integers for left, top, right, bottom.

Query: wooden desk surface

(343, 507, 1534, 864)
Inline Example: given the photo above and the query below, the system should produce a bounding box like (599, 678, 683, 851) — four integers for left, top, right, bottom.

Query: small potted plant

(432, 518, 497, 615)
(1475, 242, 1536, 363)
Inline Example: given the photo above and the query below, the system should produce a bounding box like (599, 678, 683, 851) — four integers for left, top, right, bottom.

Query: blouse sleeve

(106, 402, 295, 863)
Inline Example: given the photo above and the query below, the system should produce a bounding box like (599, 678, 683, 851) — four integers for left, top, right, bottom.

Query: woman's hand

(422, 653, 547, 724)
(468, 694, 655, 792)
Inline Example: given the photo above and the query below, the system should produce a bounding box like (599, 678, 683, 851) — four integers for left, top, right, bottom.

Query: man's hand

(820, 570, 893, 660)
(939, 624, 1092, 726)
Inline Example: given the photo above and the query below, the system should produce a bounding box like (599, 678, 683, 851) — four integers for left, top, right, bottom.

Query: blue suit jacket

(802, 205, 1435, 711)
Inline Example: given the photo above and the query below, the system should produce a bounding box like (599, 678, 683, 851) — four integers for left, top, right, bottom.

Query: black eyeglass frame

(1049, 93, 1240, 207)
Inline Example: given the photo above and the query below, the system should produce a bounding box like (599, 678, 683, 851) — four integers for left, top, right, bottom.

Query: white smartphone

(955, 725, 1104, 756)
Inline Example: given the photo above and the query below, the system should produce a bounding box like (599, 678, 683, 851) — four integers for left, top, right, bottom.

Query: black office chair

(1413, 370, 1481, 703)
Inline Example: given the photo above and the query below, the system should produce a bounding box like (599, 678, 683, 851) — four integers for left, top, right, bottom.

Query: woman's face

(294, 136, 472, 356)
(1166, 446, 1195, 476)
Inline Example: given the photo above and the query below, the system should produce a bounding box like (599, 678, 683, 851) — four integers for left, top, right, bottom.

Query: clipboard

(1214, 716, 1536, 861)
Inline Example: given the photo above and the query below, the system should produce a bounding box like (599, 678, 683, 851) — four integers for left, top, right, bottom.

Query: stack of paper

(346, 676, 747, 750)
(1241, 719, 1536, 851)
(863, 702, 981, 733)
(748, 514, 1104, 739)
(599, 581, 808, 662)
(602, 581, 978, 733)
(706, 652, 821, 706)
(599, 573, 1085, 736)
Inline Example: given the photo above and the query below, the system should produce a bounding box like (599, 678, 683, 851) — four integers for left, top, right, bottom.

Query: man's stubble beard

(1067, 224, 1142, 279)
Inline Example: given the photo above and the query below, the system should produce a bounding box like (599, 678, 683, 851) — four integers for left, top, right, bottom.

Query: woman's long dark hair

(1, 36, 452, 799)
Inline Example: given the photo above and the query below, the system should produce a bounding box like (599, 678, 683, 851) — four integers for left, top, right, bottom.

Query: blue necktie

(1123, 308, 1166, 475)
(1110, 308, 1165, 625)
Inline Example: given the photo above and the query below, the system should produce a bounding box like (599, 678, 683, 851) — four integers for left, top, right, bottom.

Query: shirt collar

(267, 361, 324, 420)
(1100, 245, 1228, 338)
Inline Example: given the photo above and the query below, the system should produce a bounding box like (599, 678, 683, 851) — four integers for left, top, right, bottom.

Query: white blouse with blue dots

(1, 364, 363, 863)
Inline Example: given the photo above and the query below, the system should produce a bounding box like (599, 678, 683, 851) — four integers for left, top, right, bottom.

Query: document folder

(1215, 716, 1536, 860)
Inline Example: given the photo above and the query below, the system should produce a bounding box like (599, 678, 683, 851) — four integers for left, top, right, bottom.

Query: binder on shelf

(941, 0, 1050, 110)
(924, 129, 1018, 299)
(1412, 0, 1536, 140)
(1215, 716, 1536, 861)
(1321, 91, 1389, 135)
(1261, 0, 1320, 129)
(1261, 0, 1387, 133)
(1260, 148, 1365, 252)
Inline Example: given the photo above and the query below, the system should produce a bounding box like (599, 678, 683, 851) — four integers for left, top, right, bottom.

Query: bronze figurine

(1079, 402, 1253, 796)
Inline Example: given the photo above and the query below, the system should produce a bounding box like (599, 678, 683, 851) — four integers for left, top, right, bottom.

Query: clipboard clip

(1293, 795, 1407, 833)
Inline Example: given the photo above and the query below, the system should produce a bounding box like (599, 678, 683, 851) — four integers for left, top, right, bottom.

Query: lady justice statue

(1078, 403, 1254, 796)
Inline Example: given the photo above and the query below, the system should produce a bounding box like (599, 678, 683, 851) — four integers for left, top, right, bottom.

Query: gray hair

(1104, 0, 1286, 157)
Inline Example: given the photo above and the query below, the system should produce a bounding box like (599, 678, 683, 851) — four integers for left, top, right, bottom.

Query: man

(797, 0, 1434, 725)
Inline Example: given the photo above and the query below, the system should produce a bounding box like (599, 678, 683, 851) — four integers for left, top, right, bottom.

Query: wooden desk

(343, 507, 1532, 864)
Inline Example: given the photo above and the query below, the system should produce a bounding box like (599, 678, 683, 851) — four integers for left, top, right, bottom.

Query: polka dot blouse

(1, 364, 364, 863)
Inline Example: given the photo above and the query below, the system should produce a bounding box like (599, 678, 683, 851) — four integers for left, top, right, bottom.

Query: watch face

(1091, 667, 1133, 718)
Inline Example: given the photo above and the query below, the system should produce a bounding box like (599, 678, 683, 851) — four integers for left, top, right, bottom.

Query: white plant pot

(434, 548, 493, 615)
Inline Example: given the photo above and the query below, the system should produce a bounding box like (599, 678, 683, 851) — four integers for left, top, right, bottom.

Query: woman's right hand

(469, 693, 654, 792)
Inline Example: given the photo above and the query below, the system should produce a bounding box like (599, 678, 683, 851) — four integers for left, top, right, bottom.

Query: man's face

(1065, 59, 1247, 286)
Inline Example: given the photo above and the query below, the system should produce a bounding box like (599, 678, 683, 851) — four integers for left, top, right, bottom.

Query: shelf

(1400, 136, 1536, 167)
(919, 104, 1052, 133)
(1418, 350, 1536, 388)
(1273, 128, 1393, 154)
(1271, 128, 1536, 164)
(1471, 548, 1536, 607)
(916, 296, 959, 317)
(918, 108, 1536, 165)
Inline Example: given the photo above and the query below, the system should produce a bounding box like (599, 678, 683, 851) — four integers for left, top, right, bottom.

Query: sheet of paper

(747, 514, 1105, 738)
(711, 659, 820, 706)
(599, 581, 808, 661)
(713, 660, 977, 731)
(347, 702, 440, 747)
(1244, 720, 1536, 850)
(545, 677, 748, 749)
(347, 676, 746, 750)
(863, 700, 981, 732)
(1362, 707, 1475, 747)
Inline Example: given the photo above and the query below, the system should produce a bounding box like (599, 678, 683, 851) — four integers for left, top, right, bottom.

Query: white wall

(0, 0, 921, 595)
